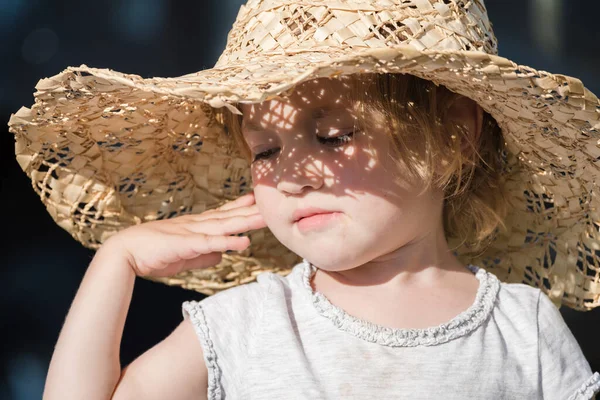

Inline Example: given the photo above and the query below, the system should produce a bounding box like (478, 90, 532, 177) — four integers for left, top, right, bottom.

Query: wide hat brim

(8, 45, 600, 310)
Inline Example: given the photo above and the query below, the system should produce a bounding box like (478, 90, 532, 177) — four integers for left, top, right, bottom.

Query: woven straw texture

(7, 0, 600, 310)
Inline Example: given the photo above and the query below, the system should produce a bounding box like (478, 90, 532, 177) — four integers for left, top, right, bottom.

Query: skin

(240, 76, 485, 328)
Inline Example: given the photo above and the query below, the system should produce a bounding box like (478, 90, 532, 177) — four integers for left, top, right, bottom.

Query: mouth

(296, 213, 329, 221)
(294, 212, 343, 232)
(292, 207, 338, 223)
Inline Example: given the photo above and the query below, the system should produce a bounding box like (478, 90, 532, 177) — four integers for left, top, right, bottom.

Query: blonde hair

(214, 73, 511, 256)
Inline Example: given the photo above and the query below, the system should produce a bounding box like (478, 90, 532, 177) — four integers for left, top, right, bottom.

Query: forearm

(43, 241, 135, 400)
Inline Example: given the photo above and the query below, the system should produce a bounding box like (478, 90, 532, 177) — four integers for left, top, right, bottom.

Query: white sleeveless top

(182, 259, 600, 399)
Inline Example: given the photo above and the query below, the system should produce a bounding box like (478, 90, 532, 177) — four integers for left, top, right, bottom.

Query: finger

(185, 213, 267, 236)
(179, 252, 224, 271)
(185, 192, 255, 222)
(186, 234, 250, 255)
(191, 203, 260, 223)
(217, 192, 255, 212)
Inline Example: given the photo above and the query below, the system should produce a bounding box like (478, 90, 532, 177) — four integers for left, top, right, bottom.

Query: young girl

(7, 0, 600, 399)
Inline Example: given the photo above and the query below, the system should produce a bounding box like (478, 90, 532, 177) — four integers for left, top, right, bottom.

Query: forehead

(239, 78, 358, 134)
(241, 104, 352, 133)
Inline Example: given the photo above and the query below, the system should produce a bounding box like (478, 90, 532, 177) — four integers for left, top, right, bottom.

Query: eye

(251, 131, 357, 163)
(317, 130, 356, 147)
(252, 147, 280, 162)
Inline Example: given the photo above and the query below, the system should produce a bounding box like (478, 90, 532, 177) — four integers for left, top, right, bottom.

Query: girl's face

(239, 77, 448, 273)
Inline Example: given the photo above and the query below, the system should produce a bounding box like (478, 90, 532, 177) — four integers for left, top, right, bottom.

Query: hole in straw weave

(73, 202, 105, 222)
(524, 265, 536, 283)
(223, 176, 248, 196)
(283, 7, 319, 37)
(542, 277, 551, 290)
(39, 182, 52, 199)
(118, 183, 136, 194)
(542, 240, 557, 268)
(369, 20, 409, 43)
(577, 240, 600, 278)
(49, 168, 59, 180)
(523, 190, 555, 220)
(155, 205, 193, 221)
(548, 162, 575, 179)
(37, 163, 49, 174)
(524, 229, 540, 244)
(171, 133, 204, 153)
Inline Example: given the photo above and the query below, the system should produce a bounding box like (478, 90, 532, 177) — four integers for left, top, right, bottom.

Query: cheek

(250, 162, 275, 185)
(252, 183, 267, 207)
(252, 185, 281, 222)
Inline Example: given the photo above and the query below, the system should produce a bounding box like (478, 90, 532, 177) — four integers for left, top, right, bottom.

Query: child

(7, 0, 600, 399)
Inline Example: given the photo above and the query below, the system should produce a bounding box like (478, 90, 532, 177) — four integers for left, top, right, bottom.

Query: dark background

(1, 0, 599, 398)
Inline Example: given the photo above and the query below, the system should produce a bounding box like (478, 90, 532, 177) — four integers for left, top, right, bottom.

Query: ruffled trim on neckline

(300, 259, 500, 347)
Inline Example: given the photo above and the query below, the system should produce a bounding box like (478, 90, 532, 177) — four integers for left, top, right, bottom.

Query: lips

(292, 207, 336, 223)
(297, 212, 330, 221)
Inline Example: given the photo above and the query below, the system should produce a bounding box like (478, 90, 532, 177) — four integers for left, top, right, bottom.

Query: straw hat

(7, 0, 600, 310)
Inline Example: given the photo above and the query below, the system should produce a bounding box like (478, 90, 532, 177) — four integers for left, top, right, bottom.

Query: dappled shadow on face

(238, 76, 427, 203)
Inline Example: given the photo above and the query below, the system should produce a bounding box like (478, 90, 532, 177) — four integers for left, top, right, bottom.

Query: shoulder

(484, 275, 542, 339)
(178, 268, 291, 398)
(182, 270, 273, 323)
(489, 276, 599, 398)
(495, 279, 542, 311)
(181, 264, 298, 330)
(494, 278, 565, 326)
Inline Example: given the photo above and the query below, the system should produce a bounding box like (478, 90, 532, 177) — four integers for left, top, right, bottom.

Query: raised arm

(43, 244, 211, 400)
(42, 245, 136, 400)
(111, 311, 209, 400)
(42, 192, 266, 400)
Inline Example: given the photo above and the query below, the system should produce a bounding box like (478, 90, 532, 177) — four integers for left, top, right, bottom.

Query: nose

(274, 148, 324, 195)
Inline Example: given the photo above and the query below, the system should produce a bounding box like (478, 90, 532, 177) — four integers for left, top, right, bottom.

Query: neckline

(299, 259, 500, 347)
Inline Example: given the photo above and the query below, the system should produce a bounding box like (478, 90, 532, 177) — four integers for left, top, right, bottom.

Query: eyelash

(252, 131, 356, 163)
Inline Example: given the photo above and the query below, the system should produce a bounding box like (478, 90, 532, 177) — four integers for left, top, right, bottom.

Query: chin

(297, 249, 358, 271)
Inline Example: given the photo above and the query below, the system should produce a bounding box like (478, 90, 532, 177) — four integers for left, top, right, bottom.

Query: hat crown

(215, 0, 498, 67)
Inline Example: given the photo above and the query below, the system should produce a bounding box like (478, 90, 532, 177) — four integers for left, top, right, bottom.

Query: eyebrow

(242, 105, 348, 134)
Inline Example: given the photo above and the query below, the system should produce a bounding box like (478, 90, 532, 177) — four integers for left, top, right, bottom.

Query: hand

(101, 192, 266, 278)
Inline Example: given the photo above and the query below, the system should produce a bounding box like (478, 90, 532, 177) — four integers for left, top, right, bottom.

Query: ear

(447, 96, 483, 158)
(448, 96, 483, 152)
(434, 96, 484, 177)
